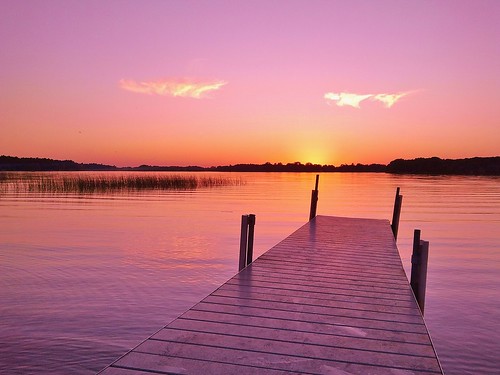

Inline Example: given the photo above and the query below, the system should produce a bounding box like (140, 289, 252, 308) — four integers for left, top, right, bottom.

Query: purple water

(1, 172, 499, 374)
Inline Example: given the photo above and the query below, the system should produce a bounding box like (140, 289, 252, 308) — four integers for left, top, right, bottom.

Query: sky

(1, 0, 499, 167)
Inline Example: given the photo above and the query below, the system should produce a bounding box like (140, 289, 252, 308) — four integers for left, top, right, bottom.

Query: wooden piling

(391, 187, 403, 239)
(410, 229, 429, 314)
(309, 175, 319, 221)
(238, 215, 249, 271)
(239, 214, 256, 271)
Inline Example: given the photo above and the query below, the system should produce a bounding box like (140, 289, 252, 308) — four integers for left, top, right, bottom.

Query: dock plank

(165, 318, 436, 356)
(178, 310, 432, 345)
(100, 215, 442, 374)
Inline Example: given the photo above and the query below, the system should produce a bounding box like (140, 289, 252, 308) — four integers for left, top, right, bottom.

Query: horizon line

(2, 154, 499, 170)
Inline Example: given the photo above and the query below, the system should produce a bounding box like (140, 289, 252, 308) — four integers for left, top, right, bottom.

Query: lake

(0, 172, 499, 374)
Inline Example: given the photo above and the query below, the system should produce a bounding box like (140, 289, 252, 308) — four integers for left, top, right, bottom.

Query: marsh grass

(0, 173, 243, 194)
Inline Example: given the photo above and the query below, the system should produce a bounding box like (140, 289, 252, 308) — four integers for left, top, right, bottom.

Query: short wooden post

(238, 215, 249, 271)
(239, 214, 256, 271)
(410, 229, 429, 314)
(391, 187, 403, 240)
(246, 214, 256, 266)
(309, 174, 319, 221)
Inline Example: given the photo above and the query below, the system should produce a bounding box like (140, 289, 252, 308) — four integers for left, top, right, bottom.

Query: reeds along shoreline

(0, 173, 243, 194)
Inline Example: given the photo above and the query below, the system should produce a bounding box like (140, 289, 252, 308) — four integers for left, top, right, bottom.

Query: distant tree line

(0, 156, 116, 171)
(387, 157, 500, 175)
(126, 164, 205, 172)
(1, 155, 499, 175)
(211, 162, 386, 173)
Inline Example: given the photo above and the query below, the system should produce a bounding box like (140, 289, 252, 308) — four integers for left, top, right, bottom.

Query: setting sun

(295, 147, 332, 166)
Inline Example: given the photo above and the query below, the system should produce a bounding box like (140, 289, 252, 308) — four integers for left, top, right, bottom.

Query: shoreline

(1, 155, 500, 175)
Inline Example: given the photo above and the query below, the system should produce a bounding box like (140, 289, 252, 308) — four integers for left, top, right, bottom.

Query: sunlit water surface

(1, 172, 499, 374)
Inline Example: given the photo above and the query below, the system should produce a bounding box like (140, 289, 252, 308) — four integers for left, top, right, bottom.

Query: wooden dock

(100, 215, 443, 375)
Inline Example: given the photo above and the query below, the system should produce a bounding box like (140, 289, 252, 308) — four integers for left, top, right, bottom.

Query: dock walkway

(100, 215, 442, 374)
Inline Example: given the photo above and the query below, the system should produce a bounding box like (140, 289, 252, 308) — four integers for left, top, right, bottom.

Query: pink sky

(1, 0, 499, 167)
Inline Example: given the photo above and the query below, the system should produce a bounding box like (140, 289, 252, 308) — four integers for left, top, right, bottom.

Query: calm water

(1, 172, 499, 374)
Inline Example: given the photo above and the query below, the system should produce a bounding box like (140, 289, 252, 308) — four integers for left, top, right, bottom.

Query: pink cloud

(373, 92, 410, 108)
(325, 91, 412, 108)
(324, 92, 373, 108)
(119, 78, 227, 98)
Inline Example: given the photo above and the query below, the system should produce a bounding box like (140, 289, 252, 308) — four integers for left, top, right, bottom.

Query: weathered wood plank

(100, 215, 443, 374)
(200, 294, 423, 324)
(99, 367, 163, 375)
(115, 341, 441, 375)
(110, 352, 297, 375)
(243, 261, 411, 286)
(145, 329, 440, 370)
(178, 309, 433, 345)
(217, 282, 417, 309)
(165, 319, 437, 357)
(224, 278, 416, 302)
(212, 286, 419, 315)
(233, 272, 412, 296)
(190, 301, 428, 333)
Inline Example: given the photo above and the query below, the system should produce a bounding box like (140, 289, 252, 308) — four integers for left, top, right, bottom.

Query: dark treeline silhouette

(0, 156, 385, 173)
(0, 156, 116, 171)
(1, 155, 499, 175)
(387, 157, 500, 175)
(128, 164, 205, 172)
(212, 162, 386, 173)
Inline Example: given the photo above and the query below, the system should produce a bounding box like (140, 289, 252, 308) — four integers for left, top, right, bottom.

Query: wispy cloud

(119, 78, 227, 98)
(373, 93, 409, 108)
(324, 92, 373, 108)
(324, 91, 411, 108)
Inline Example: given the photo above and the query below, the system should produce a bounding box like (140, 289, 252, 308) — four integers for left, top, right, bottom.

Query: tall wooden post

(239, 214, 256, 271)
(309, 174, 319, 221)
(410, 229, 429, 314)
(238, 215, 249, 271)
(391, 187, 403, 240)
